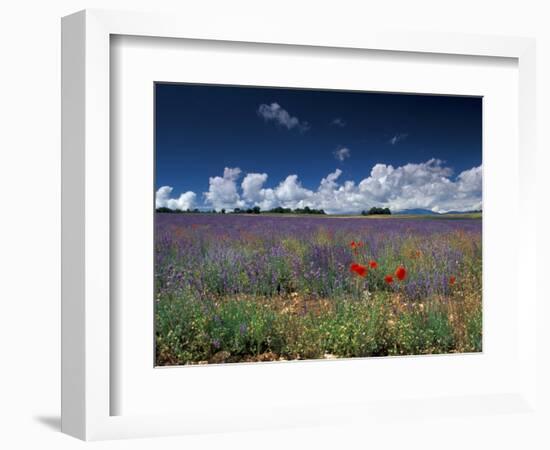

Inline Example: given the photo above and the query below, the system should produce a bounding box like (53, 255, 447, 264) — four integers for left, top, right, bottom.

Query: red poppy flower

(395, 266, 407, 281)
(369, 260, 378, 269)
(384, 275, 394, 284)
(350, 263, 367, 277)
(350, 241, 357, 250)
(449, 275, 456, 286)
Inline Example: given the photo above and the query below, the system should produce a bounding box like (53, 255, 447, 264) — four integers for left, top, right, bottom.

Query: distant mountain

(442, 210, 482, 215)
(395, 208, 481, 215)
(395, 209, 437, 215)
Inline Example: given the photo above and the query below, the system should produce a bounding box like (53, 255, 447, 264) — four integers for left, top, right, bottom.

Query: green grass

(156, 287, 482, 365)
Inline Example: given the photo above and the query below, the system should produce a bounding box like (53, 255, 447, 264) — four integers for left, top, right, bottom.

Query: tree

(221, 208, 226, 214)
(267, 206, 292, 214)
(366, 206, 391, 215)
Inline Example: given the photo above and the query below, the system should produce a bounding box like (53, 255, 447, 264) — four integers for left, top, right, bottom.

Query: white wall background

(0, 1, 548, 449)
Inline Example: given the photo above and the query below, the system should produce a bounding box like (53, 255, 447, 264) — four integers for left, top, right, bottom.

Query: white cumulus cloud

(351, 159, 481, 213)
(331, 118, 346, 127)
(257, 102, 309, 132)
(155, 186, 196, 210)
(389, 133, 409, 145)
(274, 174, 314, 206)
(181, 160, 482, 214)
(241, 172, 268, 202)
(333, 147, 351, 162)
(243, 160, 481, 214)
(204, 167, 246, 211)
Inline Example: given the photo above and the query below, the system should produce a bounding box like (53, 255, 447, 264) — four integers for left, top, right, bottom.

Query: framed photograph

(62, 9, 538, 441)
(153, 83, 483, 367)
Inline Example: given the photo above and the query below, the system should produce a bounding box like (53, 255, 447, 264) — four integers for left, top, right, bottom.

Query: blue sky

(155, 83, 482, 214)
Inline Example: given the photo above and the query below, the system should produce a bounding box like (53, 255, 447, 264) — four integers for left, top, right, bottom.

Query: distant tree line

(156, 206, 326, 215)
(361, 207, 391, 216)
(155, 207, 224, 214)
(233, 206, 326, 215)
(232, 207, 261, 214)
(266, 206, 326, 215)
(156, 206, 388, 215)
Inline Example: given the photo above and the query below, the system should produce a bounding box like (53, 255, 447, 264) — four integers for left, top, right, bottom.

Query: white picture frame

(61, 9, 538, 441)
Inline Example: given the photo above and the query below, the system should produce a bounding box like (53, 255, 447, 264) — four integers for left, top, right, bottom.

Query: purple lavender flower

(155, 213, 481, 301)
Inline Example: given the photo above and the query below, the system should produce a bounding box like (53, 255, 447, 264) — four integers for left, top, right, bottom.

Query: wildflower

(350, 263, 367, 277)
(449, 275, 456, 286)
(395, 266, 407, 281)
(239, 323, 248, 335)
(384, 275, 394, 284)
(368, 260, 378, 269)
(212, 339, 221, 349)
(350, 241, 363, 250)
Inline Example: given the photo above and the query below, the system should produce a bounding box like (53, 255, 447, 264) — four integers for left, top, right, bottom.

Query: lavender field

(155, 213, 482, 365)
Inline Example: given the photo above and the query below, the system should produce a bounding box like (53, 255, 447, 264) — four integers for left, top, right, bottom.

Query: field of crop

(155, 213, 482, 365)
